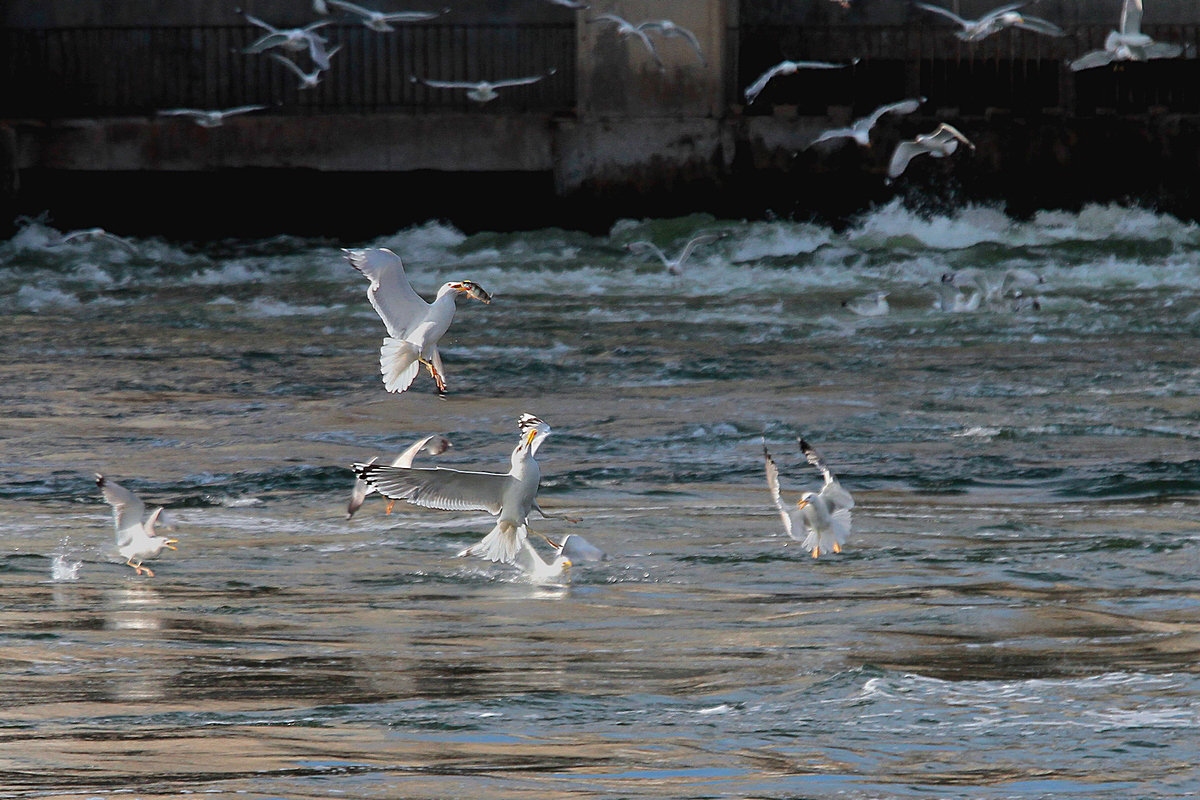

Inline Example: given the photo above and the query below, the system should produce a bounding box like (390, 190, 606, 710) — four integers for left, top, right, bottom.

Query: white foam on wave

(246, 297, 344, 318)
(15, 285, 81, 311)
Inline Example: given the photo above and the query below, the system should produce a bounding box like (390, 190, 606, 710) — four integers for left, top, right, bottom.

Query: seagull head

(448, 280, 492, 304)
(517, 413, 552, 455)
(160, 537, 179, 551)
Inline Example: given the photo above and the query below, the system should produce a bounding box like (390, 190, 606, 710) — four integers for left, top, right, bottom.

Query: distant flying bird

(636, 19, 706, 65)
(410, 69, 557, 104)
(587, 14, 664, 69)
(326, 0, 450, 32)
(809, 97, 924, 148)
(743, 59, 855, 105)
(238, 9, 333, 69)
(156, 105, 268, 127)
(625, 231, 729, 277)
(763, 438, 854, 559)
(343, 247, 491, 395)
(842, 291, 890, 317)
(542, 0, 589, 8)
(96, 474, 178, 577)
(1070, 0, 1182, 71)
(347, 433, 453, 519)
(914, 2, 1064, 42)
(269, 48, 340, 89)
(886, 122, 974, 181)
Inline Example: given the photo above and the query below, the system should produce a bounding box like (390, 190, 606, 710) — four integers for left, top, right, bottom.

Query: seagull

(763, 438, 854, 559)
(636, 19, 706, 65)
(886, 122, 974, 181)
(842, 291, 890, 316)
(1070, 0, 1181, 71)
(914, 2, 1064, 42)
(410, 69, 557, 104)
(625, 231, 729, 277)
(54, 227, 139, 254)
(238, 9, 333, 69)
(353, 414, 575, 565)
(930, 282, 982, 312)
(96, 474, 178, 577)
(343, 247, 491, 395)
(156, 105, 267, 128)
(743, 59, 855, 105)
(326, 0, 450, 32)
(513, 540, 572, 581)
(809, 98, 924, 148)
(587, 14, 664, 68)
(942, 267, 1044, 304)
(348, 433, 453, 519)
(542, 0, 589, 8)
(269, 48, 340, 89)
(554, 533, 607, 562)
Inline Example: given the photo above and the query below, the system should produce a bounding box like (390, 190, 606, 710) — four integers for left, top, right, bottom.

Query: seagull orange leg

(385, 499, 396, 514)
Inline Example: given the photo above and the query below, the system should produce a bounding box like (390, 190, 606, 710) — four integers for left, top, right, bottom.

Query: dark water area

(1, 204, 1198, 798)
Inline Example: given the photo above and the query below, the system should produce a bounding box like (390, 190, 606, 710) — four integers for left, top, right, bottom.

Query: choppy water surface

(1, 201, 1198, 798)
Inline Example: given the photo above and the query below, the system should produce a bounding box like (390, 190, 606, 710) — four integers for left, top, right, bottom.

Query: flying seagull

(96, 474, 178, 577)
(156, 105, 267, 127)
(1070, 0, 1182, 71)
(809, 98, 924, 148)
(410, 69, 557, 104)
(238, 9, 333, 69)
(637, 19, 706, 65)
(914, 2, 1064, 42)
(625, 231, 729, 277)
(763, 438, 854, 559)
(347, 433, 453, 519)
(588, 14, 664, 69)
(886, 122, 974, 181)
(743, 59, 855, 105)
(326, 0, 450, 32)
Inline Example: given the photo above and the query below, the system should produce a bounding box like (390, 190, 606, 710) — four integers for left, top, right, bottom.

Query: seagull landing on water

(1070, 0, 1182, 71)
(914, 2, 1064, 42)
(743, 58, 857, 105)
(156, 105, 268, 128)
(411, 69, 557, 104)
(96, 474, 178, 577)
(344, 247, 491, 395)
(886, 123, 974, 182)
(625, 231, 729, 277)
(326, 0, 450, 32)
(347, 433, 453, 519)
(353, 414, 579, 565)
(809, 98, 924, 149)
(763, 438, 854, 559)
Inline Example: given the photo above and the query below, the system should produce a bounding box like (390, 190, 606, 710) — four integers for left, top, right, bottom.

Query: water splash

(50, 538, 82, 581)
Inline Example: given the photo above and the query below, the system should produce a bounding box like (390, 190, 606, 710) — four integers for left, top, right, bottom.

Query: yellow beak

(165, 539, 179, 550)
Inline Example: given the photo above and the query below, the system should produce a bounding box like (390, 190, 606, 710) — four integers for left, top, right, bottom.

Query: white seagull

(238, 9, 333, 69)
(554, 533, 607, 562)
(625, 231, 729, 277)
(343, 247, 491, 395)
(326, 0, 450, 32)
(842, 291, 890, 317)
(156, 105, 268, 128)
(513, 540, 573, 581)
(588, 14, 664, 69)
(636, 19, 706, 65)
(914, 2, 1064, 42)
(941, 267, 1044, 304)
(269, 48, 340, 89)
(930, 282, 982, 312)
(763, 438, 854, 559)
(1070, 0, 1182, 71)
(410, 69, 556, 104)
(809, 98, 924, 148)
(886, 123, 974, 181)
(743, 59, 855, 105)
(347, 433, 453, 519)
(353, 414, 576, 565)
(96, 474, 178, 577)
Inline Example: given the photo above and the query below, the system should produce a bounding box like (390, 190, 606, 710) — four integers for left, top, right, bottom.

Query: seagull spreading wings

(410, 69, 557, 104)
(914, 2, 1064, 42)
(326, 0, 449, 32)
(588, 14, 664, 69)
(625, 231, 729, 277)
(269, 48, 340, 89)
(636, 19, 706, 65)
(763, 438, 854, 558)
(1070, 0, 1182, 71)
(353, 414, 576, 564)
(156, 105, 267, 128)
(886, 122, 974, 181)
(347, 433, 453, 519)
(743, 59, 855, 105)
(238, 9, 333, 69)
(96, 474, 178, 577)
(343, 247, 491, 395)
(809, 97, 924, 148)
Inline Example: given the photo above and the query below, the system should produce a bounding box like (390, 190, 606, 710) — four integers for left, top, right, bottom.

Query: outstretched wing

(413, 76, 479, 90)
(353, 463, 508, 514)
(887, 139, 927, 179)
(914, 2, 970, 27)
(676, 232, 727, 265)
(762, 441, 794, 539)
(1013, 15, 1064, 37)
(381, 8, 449, 22)
(1121, 0, 1143, 37)
(864, 97, 922, 129)
(491, 70, 554, 89)
(978, 3, 1026, 24)
(626, 240, 670, 267)
(744, 62, 789, 104)
(96, 474, 146, 548)
(343, 248, 429, 339)
(326, 0, 373, 18)
(268, 52, 307, 78)
(929, 122, 974, 150)
(800, 439, 855, 511)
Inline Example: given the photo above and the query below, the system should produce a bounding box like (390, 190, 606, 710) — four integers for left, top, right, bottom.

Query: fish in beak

(450, 280, 492, 304)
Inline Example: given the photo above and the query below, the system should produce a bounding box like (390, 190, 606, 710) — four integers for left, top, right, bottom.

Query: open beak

(796, 499, 808, 510)
(164, 539, 179, 550)
(451, 281, 492, 304)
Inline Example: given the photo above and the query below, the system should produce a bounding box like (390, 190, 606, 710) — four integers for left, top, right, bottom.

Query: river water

(1, 201, 1198, 798)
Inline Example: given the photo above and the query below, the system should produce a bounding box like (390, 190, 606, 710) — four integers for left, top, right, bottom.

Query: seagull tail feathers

(456, 520, 522, 564)
(380, 337, 421, 393)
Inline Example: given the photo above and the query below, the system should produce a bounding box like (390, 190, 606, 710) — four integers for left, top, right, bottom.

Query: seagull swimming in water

(914, 2, 1064, 42)
(347, 433, 453, 519)
(743, 59, 856, 105)
(353, 414, 577, 565)
(411, 69, 557, 104)
(625, 231, 729, 277)
(886, 123, 974, 181)
(763, 438, 854, 559)
(809, 98, 924, 148)
(96, 474, 178, 577)
(842, 291, 890, 317)
(156, 105, 268, 128)
(326, 0, 450, 32)
(1069, 0, 1182, 71)
(344, 247, 491, 395)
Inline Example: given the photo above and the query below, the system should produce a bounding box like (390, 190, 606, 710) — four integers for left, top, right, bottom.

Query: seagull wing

(810, 127, 856, 146)
(801, 439, 855, 511)
(676, 232, 726, 265)
(929, 122, 974, 150)
(763, 442, 795, 539)
(244, 32, 293, 53)
(798, 438, 838, 488)
(744, 63, 789, 104)
(664, 24, 706, 63)
(1121, 0, 1143, 36)
(1013, 15, 1064, 37)
(914, 2, 970, 27)
(343, 248, 429, 339)
(157, 108, 205, 119)
(219, 105, 268, 118)
(391, 434, 441, 468)
(96, 474, 147, 548)
(414, 77, 480, 89)
(268, 52, 307, 78)
(490, 74, 550, 89)
(626, 240, 671, 267)
(864, 97, 922, 128)
(979, 3, 1026, 23)
(353, 463, 508, 514)
(381, 9, 449, 22)
(1142, 41, 1183, 60)
(326, 0, 373, 18)
(887, 139, 927, 178)
(1069, 48, 1116, 71)
(240, 10, 278, 32)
